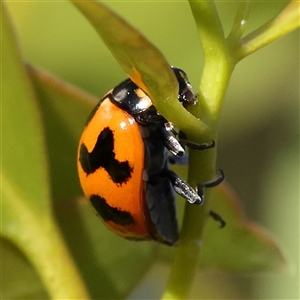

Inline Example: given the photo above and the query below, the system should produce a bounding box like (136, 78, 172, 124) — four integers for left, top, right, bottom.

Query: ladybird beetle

(77, 67, 223, 245)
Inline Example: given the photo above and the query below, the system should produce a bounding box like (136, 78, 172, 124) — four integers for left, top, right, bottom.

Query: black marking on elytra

(90, 195, 135, 225)
(79, 127, 133, 184)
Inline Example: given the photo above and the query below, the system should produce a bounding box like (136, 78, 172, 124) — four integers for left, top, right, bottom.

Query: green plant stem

(162, 149, 217, 300)
(187, 0, 233, 187)
(162, 2, 234, 299)
(233, 0, 300, 62)
(187, 1, 234, 128)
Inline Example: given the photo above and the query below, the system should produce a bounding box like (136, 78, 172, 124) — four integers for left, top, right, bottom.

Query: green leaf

(2, 6, 51, 228)
(27, 65, 156, 299)
(1, 4, 90, 299)
(200, 182, 288, 272)
(71, 0, 207, 135)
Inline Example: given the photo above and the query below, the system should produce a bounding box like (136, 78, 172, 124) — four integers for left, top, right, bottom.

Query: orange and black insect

(77, 67, 224, 245)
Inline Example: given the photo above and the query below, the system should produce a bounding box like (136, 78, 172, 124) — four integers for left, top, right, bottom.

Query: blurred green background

(5, 1, 299, 299)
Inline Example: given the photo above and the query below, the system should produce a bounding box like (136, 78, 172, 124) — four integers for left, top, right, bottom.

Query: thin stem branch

(233, 0, 300, 62)
(227, 1, 251, 49)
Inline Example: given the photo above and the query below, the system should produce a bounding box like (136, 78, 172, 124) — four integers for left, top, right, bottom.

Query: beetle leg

(209, 210, 226, 228)
(197, 170, 225, 199)
(159, 126, 185, 157)
(166, 170, 203, 205)
(178, 131, 215, 150)
(197, 171, 226, 227)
